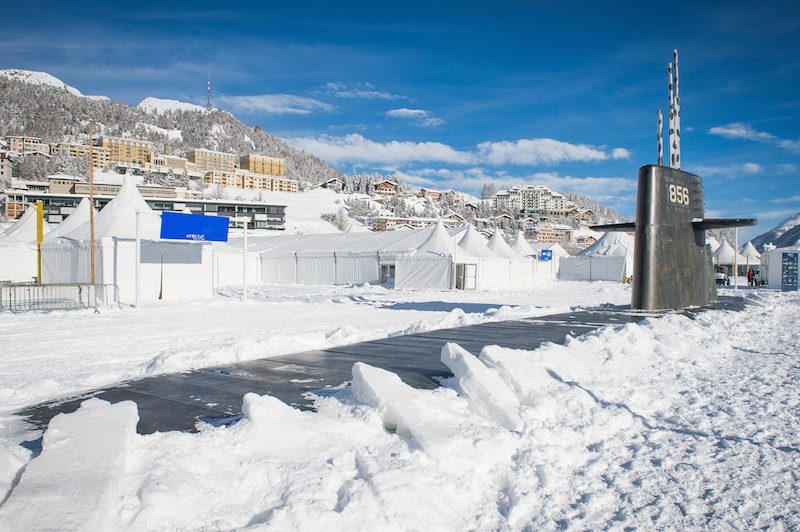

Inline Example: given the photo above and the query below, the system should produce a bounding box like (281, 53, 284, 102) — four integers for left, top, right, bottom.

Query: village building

(374, 180, 398, 195)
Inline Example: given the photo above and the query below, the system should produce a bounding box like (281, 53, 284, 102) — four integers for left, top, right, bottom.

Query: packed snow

(0, 286, 796, 529)
(137, 96, 207, 114)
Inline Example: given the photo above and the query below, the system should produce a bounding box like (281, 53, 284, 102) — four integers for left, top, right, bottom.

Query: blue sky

(4, 0, 800, 239)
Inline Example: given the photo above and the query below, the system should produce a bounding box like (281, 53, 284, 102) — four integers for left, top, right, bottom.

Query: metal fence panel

(0, 284, 119, 313)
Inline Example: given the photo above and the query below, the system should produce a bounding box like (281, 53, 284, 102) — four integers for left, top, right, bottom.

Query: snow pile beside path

(4, 292, 798, 529)
(0, 399, 137, 528)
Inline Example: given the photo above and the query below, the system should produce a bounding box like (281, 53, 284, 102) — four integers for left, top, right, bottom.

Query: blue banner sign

(782, 252, 798, 292)
(539, 249, 553, 261)
(160, 212, 229, 242)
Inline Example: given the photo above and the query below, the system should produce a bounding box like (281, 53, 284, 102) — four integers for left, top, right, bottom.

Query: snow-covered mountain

(0, 70, 340, 186)
(0, 69, 108, 100)
(138, 97, 207, 115)
(751, 211, 800, 251)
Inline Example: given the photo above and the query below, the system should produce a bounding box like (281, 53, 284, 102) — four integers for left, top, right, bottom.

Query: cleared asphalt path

(18, 298, 745, 436)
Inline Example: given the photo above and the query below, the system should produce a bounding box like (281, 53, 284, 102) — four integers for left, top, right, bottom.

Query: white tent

(1, 204, 51, 243)
(706, 236, 722, 254)
(254, 227, 442, 287)
(488, 231, 534, 286)
(0, 205, 52, 282)
(762, 244, 800, 287)
(740, 241, 762, 267)
(332, 228, 425, 284)
(42, 177, 214, 304)
(528, 241, 568, 282)
(559, 231, 634, 282)
(45, 198, 95, 241)
(395, 222, 479, 290)
(713, 240, 748, 275)
(458, 225, 509, 288)
(511, 231, 534, 257)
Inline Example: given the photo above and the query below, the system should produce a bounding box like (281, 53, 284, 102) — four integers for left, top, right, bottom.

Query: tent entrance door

(455, 263, 477, 290)
(380, 264, 395, 282)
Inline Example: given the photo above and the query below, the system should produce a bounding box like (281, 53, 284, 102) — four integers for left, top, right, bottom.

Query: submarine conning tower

(593, 50, 755, 311)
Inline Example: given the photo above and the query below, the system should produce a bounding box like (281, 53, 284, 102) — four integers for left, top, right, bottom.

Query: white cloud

(769, 195, 800, 204)
(741, 163, 763, 173)
(754, 208, 800, 220)
(323, 82, 405, 100)
(688, 163, 764, 177)
(287, 134, 473, 164)
(385, 108, 445, 128)
(219, 94, 333, 114)
(611, 148, 632, 159)
(708, 122, 800, 155)
(526, 172, 637, 197)
(777, 139, 800, 154)
(477, 138, 620, 165)
(708, 122, 775, 141)
(290, 133, 635, 169)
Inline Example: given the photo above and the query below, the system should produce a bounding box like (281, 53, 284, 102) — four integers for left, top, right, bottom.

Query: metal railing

(0, 283, 119, 313)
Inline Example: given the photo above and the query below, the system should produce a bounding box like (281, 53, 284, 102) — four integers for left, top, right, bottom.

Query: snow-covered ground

(1, 284, 798, 529)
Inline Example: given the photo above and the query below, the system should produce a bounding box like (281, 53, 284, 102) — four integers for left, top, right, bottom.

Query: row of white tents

(0, 179, 562, 304)
(559, 231, 634, 282)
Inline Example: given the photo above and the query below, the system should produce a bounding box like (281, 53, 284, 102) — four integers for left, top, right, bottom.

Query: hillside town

(1, 133, 613, 248)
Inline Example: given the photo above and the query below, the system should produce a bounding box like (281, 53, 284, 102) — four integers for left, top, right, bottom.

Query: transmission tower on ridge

(207, 75, 212, 111)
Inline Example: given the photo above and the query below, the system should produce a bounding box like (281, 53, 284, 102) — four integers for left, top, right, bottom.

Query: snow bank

(0, 399, 138, 529)
(440, 342, 522, 431)
(351, 362, 517, 463)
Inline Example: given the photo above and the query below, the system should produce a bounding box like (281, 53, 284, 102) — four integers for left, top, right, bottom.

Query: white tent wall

(212, 252, 261, 287)
(395, 253, 453, 290)
(558, 257, 591, 281)
(532, 257, 556, 283)
(477, 257, 510, 288)
(296, 253, 336, 285)
(0, 244, 37, 282)
(508, 258, 535, 286)
(41, 239, 103, 285)
(41, 238, 213, 304)
(559, 256, 627, 281)
(116, 240, 213, 304)
(335, 254, 381, 285)
(260, 253, 298, 284)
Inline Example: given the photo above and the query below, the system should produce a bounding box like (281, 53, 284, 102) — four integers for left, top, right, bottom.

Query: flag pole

(89, 122, 96, 287)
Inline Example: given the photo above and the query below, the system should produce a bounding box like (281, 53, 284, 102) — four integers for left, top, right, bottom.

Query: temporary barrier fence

(0, 283, 118, 313)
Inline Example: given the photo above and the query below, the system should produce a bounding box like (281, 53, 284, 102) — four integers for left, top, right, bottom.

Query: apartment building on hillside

(187, 148, 237, 173)
(240, 154, 285, 176)
(54, 142, 112, 168)
(5, 136, 50, 156)
(97, 136, 153, 167)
